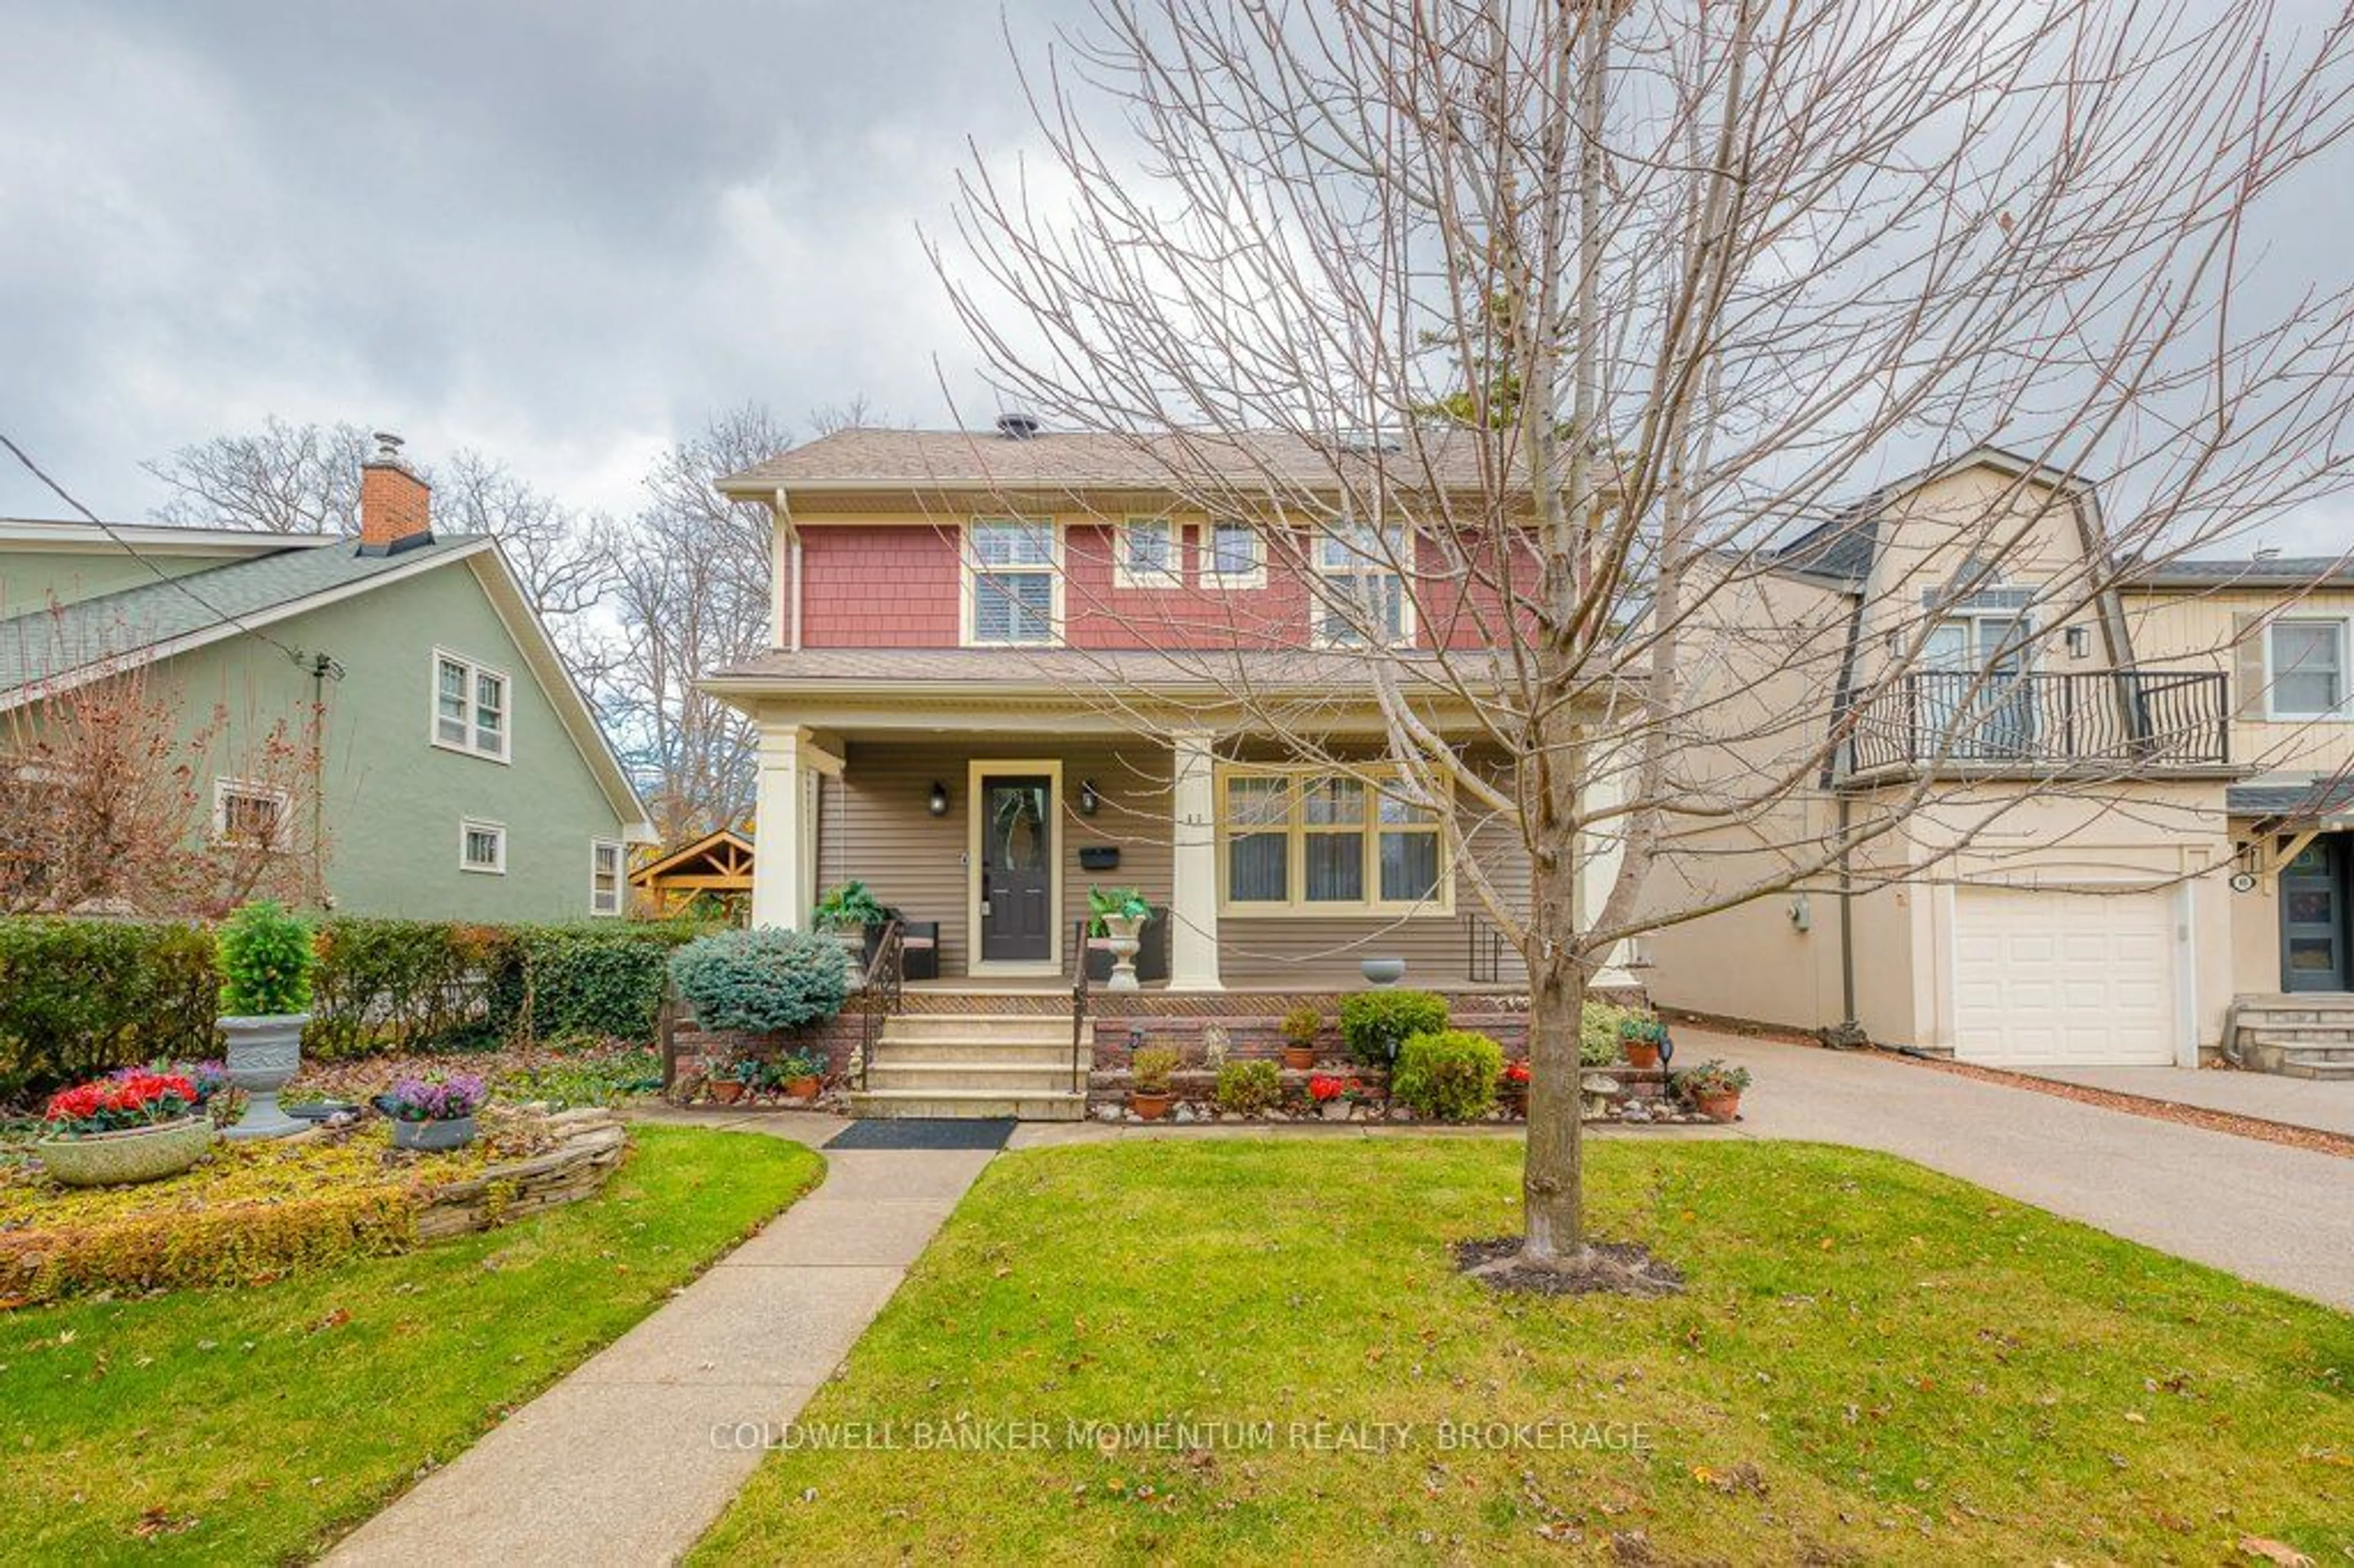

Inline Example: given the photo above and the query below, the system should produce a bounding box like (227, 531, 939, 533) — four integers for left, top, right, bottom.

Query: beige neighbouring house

(1647, 447, 2353, 1077)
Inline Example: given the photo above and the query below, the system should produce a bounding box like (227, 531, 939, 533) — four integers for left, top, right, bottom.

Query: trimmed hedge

(1, 916, 707, 1098)
(1338, 989, 1450, 1067)
(1390, 1028, 1505, 1121)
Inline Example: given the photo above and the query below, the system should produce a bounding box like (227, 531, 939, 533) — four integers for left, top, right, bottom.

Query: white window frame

(1213, 763, 1450, 916)
(459, 818, 508, 875)
(590, 838, 625, 916)
(1200, 519, 1265, 590)
(212, 778, 291, 849)
(1310, 521, 1415, 647)
(2264, 615, 2350, 721)
(1112, 516, 1181, 589)
(430, 647, 513, 763)
(959, 517, 1065, 647)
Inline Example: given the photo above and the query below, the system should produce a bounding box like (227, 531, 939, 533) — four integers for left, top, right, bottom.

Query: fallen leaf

(2237, 1537, 2313, 1567)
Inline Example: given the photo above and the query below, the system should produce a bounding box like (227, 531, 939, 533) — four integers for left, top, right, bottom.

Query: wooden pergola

(630, 827, 754, 923)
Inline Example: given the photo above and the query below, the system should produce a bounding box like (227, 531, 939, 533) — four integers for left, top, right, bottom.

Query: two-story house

(701, 421, 1635, 1115)
(1647, 446, 2350, 1076)
(1, 438, 652, 918)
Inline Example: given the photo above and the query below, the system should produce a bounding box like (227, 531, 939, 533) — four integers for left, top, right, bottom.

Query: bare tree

(948, 1, 2354, 1285)
(146, 417, 373, 535)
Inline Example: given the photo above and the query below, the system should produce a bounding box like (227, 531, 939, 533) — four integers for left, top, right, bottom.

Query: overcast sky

(2, 1, 2348, 553)
(0, 0, 1086, 522)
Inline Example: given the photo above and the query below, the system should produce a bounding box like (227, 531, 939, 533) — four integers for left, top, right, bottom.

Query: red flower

(1308, 1074, 1351, 1103)
(44, 1071, 200, 1135)
(1503, 1060, 1531, 1085)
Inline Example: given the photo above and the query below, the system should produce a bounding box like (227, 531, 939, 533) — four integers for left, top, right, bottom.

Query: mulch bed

(1451, 1236, 1685, 1298)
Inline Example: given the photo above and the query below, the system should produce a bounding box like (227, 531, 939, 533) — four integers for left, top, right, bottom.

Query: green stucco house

(0, 441, 651, 918)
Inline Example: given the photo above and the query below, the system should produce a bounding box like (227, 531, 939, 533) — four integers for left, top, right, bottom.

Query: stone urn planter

(391, 1114, 478, 1152)
(1101, 912, 1146, 991)
(36, 1116, 215, 1187)
(221, 1013, 311, 1141)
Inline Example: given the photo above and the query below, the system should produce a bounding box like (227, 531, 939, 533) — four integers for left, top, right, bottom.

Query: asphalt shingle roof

(2226, 778, 2354, 818)
(2128, 556, 2354, 589)
(723, 426, 1529, 494)
(1, 535, 485, 695)
(704, 645, 1509, 693)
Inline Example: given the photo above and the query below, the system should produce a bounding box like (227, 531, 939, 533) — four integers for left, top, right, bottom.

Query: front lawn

(0, 1124, 823, 1564)
(695, 1139, 2353, 1564)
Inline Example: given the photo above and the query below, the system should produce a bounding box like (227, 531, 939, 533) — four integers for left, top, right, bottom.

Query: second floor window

(1203, 520, 1263, 588)
(1314, 522, 1409, 646)
(967, 519, 1058, 645)
(2270, 618, 2347, 717)
(1114, 517, 1178, 587)
(434, 650, 510, 761)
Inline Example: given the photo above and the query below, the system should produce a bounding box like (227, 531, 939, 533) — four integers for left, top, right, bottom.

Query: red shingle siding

(799, 525, 962, 646)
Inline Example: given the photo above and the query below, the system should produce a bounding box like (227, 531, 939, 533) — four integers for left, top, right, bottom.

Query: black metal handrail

(1848, 668, 2228, 773)
(1070, 918, 1092, 1096)
(1466, 911, 1508, 984)
(855, 918, 905, 1094)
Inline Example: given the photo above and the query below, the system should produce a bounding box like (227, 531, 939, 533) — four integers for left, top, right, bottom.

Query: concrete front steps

(845, 1013, 1092, 1120)
(2228, 994, 2354, 1080)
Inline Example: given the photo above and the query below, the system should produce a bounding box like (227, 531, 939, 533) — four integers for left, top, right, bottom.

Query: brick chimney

(358, 431, 433, 555)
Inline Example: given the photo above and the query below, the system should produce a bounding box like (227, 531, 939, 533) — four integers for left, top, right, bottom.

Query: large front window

(2270, 618, 2347, 717)
(1219, 766, 1446, 913)
(967, 519, 1059, 645)
(1314, 522, 1409, 645)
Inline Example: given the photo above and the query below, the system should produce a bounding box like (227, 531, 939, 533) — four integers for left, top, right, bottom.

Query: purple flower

(383, 1071, 487, 1122)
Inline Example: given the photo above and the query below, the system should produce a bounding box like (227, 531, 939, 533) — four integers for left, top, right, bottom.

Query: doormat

(825, 1119, 1017, 1152)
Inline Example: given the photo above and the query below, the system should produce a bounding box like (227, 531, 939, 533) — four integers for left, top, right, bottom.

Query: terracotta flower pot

(1694, 1089, 1741, 1123)
(1282, 1045, 1317, 1071)
(1623, 1040, 1662, 1071)
(710, 1080, 745, 1105)
(1131, 1090, 1172, 1121)
(787, 1076, 822, 1101)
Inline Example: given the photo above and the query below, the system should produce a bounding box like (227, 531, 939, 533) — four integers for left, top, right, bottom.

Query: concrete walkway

(2011, 1061, 2354, 1137)
(329, 1110, 991, 1568)
(1684, 1030, 2354, 1311)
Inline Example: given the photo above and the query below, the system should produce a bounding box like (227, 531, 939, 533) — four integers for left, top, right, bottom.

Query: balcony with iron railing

(1845, 668, 2232, 777)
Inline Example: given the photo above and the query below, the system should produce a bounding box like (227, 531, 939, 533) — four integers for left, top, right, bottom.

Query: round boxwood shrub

(1214, 1059, 1283, 1115)
(1390, 1028, 1504, 1121)
(669, 928, 853, 1033)
(1338, 989, 1449, 1067)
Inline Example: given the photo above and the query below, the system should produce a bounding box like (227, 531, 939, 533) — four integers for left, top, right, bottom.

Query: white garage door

(1951, 886, 2177, 1066)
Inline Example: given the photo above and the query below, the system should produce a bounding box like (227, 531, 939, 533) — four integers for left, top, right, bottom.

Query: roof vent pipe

(995, 412, 1042, 441)
(2255, 545, 2282, 561)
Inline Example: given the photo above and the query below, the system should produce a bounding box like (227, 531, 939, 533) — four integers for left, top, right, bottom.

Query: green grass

(0, 1125, 823, 1564)
(694, 1139, 2354, 1565)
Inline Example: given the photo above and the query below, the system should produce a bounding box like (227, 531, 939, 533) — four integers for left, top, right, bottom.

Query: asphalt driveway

(1683, 1029, 2354, 1311)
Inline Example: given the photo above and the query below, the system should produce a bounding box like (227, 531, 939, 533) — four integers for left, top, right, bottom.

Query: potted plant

(1501, 1057, 1532, 1113)
(709, 1056, 758, 1104)
(812, 880, 895, 963)
(378, 1071, 489, 1151)
(1675, 1059, 1752, 1122)
(1130, 1045, 1178, 1121)
(1087, 886, 1152, 991)
(780, 1048, 827, 1102)
(216, 899, 318, 1141)
(1618, 1015, 1670, 1072)
(1279, 1003, 1322, 1071)
(1306, 1072, 1355, 1122)
(34, 1070, 215, 1186)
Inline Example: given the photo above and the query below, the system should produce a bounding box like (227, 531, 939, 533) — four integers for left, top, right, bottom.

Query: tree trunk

(1518, 793, 1588, 1265)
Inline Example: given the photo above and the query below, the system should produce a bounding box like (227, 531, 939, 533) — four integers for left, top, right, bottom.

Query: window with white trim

(1313, 522, 1410, 646)
(965, 519, 1059, 645)
(1113, 517, 1178, 588)
(591, 839, 624, 916)
(1202, 519, 1263, 588)
(2269, 618, 2347, 717)
(213, 779, 290, 849)
(1217, 766, 1448, 913)
(433, 650, 511, 761)
(459, 819, 507, 874)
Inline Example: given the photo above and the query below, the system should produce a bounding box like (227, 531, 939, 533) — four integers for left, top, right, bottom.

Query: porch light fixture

(1078, 778, 1100, 816)
(2063, 625, 2091, 658)
(928, 781, 950, 817)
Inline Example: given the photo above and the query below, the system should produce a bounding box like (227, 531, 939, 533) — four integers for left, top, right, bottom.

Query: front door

(2281, 836, 2348, 992)
(978, 774, 1054, 964)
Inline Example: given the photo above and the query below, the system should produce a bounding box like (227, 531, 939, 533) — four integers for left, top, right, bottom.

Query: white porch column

(1167, 729, 1224, 990)
(750, 722, 841, 930)
(1580, 742, 1638, 990)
